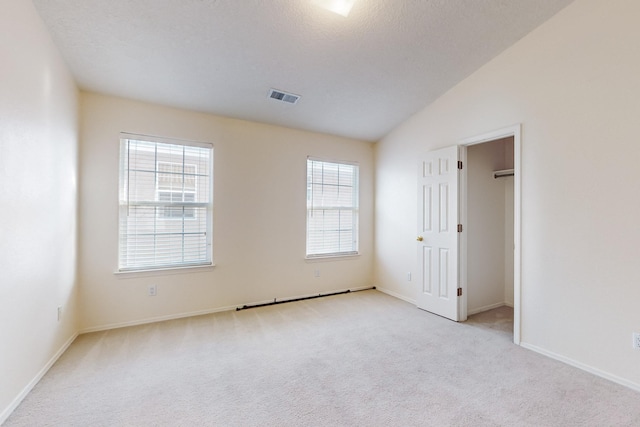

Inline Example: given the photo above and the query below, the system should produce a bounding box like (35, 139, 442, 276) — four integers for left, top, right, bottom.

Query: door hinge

(457, 161, 463, 170)
(457, 224, 463, 233)
(457, 288, 463, 297)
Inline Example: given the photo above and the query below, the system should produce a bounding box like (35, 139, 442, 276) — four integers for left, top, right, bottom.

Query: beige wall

(0, 0, 79, 422)
(79, 93, 374, 331)
(375, 0, 640, 389)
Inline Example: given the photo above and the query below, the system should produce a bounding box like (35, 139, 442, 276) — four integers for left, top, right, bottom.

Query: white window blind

(306, 158, 359, 257)
(118, 134, 213, 271)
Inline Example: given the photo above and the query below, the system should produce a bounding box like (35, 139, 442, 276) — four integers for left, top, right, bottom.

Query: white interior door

(416, 145, 460, 321)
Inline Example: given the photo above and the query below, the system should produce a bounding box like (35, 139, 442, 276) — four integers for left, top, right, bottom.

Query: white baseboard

(520, 342, 640, 393)
(467, 302, 508, 315)
(375, 286, 417, 305)
(80, 285, 375, 334)
(80, 304, 238, 334)
(0, 332, 78, 425)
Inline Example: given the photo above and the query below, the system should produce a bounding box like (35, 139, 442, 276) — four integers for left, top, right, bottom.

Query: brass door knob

(416, 236, 424, 242)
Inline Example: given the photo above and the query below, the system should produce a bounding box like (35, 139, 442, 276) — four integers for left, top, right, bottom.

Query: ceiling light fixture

(311, 0, 357, 17)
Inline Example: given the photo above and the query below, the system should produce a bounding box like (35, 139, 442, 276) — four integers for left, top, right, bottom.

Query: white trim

(80, 285, 374, 334)
(79, 304, 237, 334)
(467, 302, 508, 316)
(458, 146, 468, 322)
(120, 132, 213, 149)
(114, 263, 215, 278)
(306, 155, 359, 167)
(375, 286, 417, 305)
(0, 332, 78, 425)
(513, 127, 522, 345)
(459, 124, 522, 345)
(305, 252, 360, 260)
(304, 254, 362, 263)
(521, 342, 640, 393)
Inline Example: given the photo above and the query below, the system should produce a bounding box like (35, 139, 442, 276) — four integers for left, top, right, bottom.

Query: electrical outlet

(57, 306, 62, 322)
(407, 272, 412, 281)
(633, 332, 640, 350)
(314, 269, 320, 278)
(148, 285, 157, 296)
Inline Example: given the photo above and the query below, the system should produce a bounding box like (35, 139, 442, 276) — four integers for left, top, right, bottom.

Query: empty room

(2, 0, 640, 425)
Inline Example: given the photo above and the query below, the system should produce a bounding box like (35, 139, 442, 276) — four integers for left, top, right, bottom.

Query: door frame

(459, 124, 522, 344)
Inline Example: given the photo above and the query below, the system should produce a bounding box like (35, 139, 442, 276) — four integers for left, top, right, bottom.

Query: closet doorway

(460, 126, 521, 344)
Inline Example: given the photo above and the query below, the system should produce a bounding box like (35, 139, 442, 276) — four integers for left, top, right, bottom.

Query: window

(157, 162, 197, 219)
(118, 134, 213, 271)
(306, 158, 359, 257)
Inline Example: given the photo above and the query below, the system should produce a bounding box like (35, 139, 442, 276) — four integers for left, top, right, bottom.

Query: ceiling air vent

(268, 88, 301, 105)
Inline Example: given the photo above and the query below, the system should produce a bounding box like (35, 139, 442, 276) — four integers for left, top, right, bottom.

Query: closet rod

(493, 169, 514, 179)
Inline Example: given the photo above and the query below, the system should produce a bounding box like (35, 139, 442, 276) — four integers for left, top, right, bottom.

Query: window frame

(305, 157, 360, 259)
(117, 133, 214, 273)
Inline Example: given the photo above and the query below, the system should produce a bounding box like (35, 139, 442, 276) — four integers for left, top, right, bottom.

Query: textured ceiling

(32, 0, 574, 141)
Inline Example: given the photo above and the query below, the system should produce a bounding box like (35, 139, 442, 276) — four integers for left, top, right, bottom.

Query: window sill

(305, 253, 360, 262)
(114, 263, 216, 279)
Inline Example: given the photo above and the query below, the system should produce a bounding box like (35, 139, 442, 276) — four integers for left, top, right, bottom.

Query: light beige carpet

(5, 290, 640, 426)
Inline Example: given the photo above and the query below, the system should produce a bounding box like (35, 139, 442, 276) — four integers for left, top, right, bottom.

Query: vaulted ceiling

(33, 0, 574, 141)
